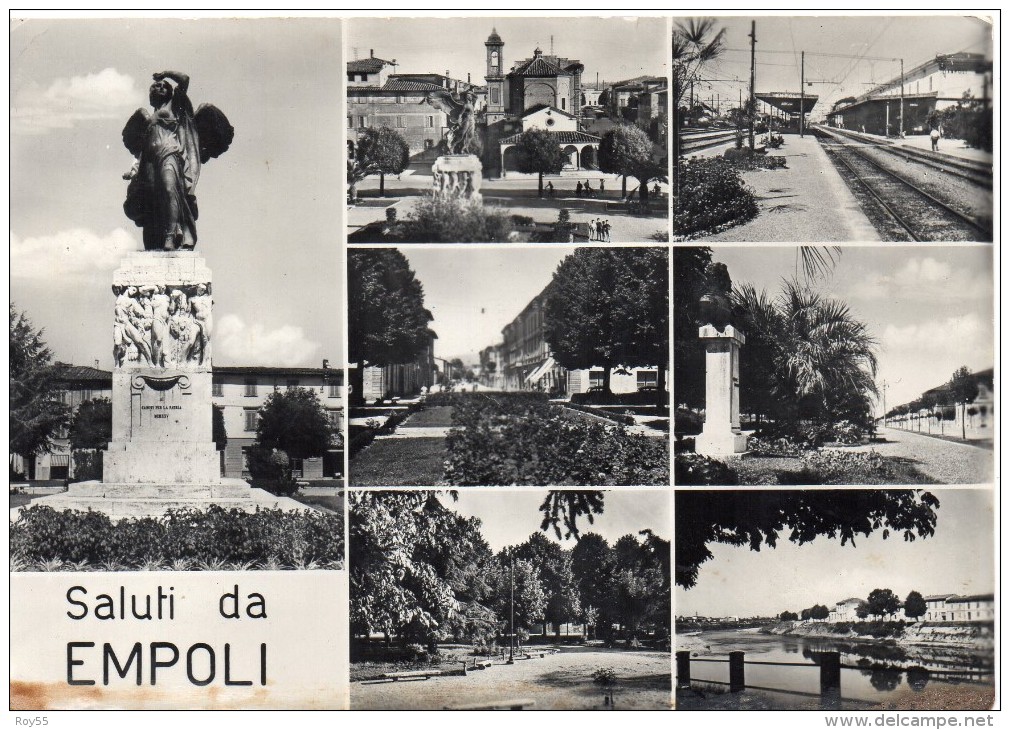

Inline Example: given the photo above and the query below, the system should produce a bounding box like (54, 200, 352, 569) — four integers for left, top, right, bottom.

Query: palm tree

(672, 19, 726, 194)
(733, 281, 878, 438)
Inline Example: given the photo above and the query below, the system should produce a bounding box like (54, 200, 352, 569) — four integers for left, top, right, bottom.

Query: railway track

(815, 130, 991, 242)
(680, 128, 738, 155)
(820, 126, 992, 189)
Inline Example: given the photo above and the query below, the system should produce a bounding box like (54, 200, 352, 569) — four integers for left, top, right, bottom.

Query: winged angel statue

(421, 88, 480, 156)
(122, 71, 234, 251)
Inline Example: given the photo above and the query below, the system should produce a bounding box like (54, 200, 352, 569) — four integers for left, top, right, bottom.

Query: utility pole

(800, 51, 805, 137)
(880, 380, 888, 427)
(899, 58, 905, 138)
(748, 20, 756, 151)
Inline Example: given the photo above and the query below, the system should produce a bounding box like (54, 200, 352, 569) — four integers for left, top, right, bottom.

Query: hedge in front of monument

(10, 504, 344, 571)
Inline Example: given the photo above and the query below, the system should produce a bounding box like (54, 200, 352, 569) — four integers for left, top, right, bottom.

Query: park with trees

(673, 246, 954, 486)
(348, 247, 669, 487)
(348, 489, 671, 709)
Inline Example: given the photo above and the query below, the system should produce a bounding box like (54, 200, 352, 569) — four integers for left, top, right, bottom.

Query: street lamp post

(508, 548, 515, 663)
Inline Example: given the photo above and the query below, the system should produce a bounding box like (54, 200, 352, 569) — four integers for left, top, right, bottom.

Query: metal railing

(677, 650, 993, 703)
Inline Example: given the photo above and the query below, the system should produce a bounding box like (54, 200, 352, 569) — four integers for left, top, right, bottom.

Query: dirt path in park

(351, 649, 672, 710)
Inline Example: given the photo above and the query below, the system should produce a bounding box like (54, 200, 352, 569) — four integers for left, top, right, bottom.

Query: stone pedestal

(432, 154, 482, 202)
(17, 251, 307, 519)
(695, 324, 748, 456)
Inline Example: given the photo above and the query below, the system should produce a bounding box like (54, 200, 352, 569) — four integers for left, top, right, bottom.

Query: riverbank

(676, 683, 995, 711)
(761, 621, 993, 652)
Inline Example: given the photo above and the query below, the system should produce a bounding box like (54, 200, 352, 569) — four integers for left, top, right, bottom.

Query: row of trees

(886, 365, 983, 440)
(780, 590, 930, 623)
(348, 247, 668, 404)
(675, 247, 879, 441)
(348, 123, 666, 202)
(349, 491, 670, 650)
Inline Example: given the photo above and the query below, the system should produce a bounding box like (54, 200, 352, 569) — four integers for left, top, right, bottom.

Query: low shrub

(11, 504, 344, 570)
(830, 420, 864, 445)
(789, 450, 931, 485)
(442, 393, 668, 486)
(674, 453, 738, 486)
(562, 402, 636, 426)
(674, 157, 758, 237)
(674, 408, 704, 436)
(397, 195, 515, 243)
(510, 214, 535, 226)
(349, 401, 425, 457)
(592, 667, 618, 686)
(747, 436, 805, 458)
(854, 621, 906, 639)
(570, 389, 668, 407)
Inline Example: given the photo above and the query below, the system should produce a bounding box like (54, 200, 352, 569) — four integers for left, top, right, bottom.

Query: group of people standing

(587, 219, 611, 242)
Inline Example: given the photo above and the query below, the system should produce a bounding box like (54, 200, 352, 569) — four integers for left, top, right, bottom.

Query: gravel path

(351, 649, 671, 710)
(844, 427, 993, 485)
(698, 134, 880, 242)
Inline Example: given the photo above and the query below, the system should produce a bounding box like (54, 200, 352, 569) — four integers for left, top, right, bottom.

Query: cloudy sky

(677, 489, 994, 618)
(706, 245, 994, 410)
(676, 15, 992, 117)
(440, 489, 670, 552)
(348, 16, 668, 89)
(396, 245, 577, 363)
(10, 18, 343, 369)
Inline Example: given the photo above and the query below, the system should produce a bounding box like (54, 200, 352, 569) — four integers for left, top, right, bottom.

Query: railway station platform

(830, 128, 992, 165)
(696, 133, 880, 242)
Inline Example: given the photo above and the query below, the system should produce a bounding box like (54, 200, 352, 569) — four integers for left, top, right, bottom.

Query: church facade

(482, 29, 601, 177)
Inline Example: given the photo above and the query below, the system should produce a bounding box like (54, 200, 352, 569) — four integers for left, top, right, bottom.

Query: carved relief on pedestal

(113, 282, 212, 369)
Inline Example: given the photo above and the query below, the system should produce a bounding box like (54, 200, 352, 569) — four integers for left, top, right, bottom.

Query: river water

(679, 629, 993, 708)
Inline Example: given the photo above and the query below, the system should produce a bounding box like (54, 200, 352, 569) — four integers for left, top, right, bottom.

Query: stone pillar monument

(696, 324, 748, 456)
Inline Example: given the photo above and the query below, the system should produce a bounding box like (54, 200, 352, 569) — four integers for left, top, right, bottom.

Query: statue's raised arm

(121, 71, 234, 251)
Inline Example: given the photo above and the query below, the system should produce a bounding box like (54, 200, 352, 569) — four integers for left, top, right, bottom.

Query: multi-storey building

(495, 284, 665, 397)
(347, 49, 479, 159)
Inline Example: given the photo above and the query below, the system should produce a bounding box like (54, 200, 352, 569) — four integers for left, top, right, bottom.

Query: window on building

(426, 115, 434, 128)
(491, 87, 500, 105)
(357, 116, 366, 127)
(328, 382, 340, 398)
(589, 369, 606, 387)
(326, 410, 341, 428)
(347, 72, 355, 82)
(244, 378, 257, 397)
(212, 378, 223, 397)
(396, 115, 404, 128)
(636, 371, 659, 390)
(561, 97, 566, 110)
(244, 409, 259, 432)
(286, 379, 300, 390)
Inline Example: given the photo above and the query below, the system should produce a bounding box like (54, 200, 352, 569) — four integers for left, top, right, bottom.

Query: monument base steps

(10, 479, 310, 521)
(695, 429, 749, 457)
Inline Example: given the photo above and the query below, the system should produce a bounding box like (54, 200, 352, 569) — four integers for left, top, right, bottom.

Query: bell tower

(485, 27, 506, 123)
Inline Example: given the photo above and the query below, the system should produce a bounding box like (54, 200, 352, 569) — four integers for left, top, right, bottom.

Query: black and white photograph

(674, 245, 994, 486)
(346, 16, 670, 244)
(349, 489, 672, 710)
(673, 16, 993, 242)
(676, 489, 994, 710)
(348, 245, 669, 487)
(10, 18, 346, 574)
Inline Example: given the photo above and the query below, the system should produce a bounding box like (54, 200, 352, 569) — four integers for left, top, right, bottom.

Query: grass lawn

(290, 493, 344, 513)
(350, 437, 447, 487)
(399, 406, 454, 428)
(10, 493, 37, 509)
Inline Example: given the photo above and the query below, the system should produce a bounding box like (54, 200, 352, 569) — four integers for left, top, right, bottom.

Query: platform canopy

(755, 92, 819, 115)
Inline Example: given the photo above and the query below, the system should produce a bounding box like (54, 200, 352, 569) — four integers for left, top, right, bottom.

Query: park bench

(380, 669, 444, 681)
(444, 698, 536, 711)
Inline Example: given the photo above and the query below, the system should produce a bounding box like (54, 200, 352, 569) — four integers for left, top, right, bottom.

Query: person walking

(599, 179, 605, 195)
(587, 219, 596, 241)
(576, 181, 583, 197)
(545, 180, 554, 198)
(930, 125, 941, 152)
(602, 220, 611, 242)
